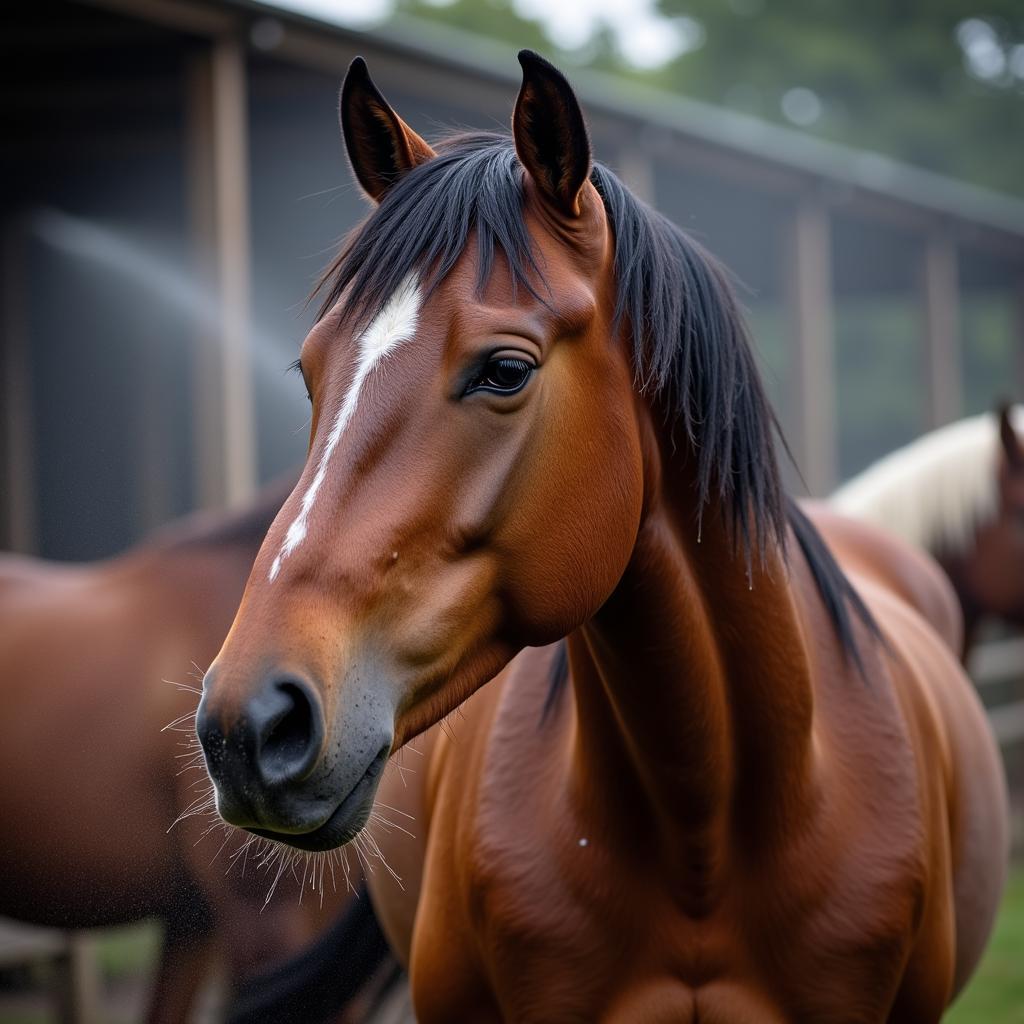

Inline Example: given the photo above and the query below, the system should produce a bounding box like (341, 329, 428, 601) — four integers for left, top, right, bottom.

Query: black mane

(316, 132, 877, 672)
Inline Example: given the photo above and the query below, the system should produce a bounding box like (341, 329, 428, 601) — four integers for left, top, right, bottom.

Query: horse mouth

(248, 745, 390, 852)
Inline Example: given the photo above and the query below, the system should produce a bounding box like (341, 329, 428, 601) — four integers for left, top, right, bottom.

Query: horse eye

(467, 356, 534, 396)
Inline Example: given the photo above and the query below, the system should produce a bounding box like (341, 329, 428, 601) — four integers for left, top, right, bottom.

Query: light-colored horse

(833, 405, 1024, 656)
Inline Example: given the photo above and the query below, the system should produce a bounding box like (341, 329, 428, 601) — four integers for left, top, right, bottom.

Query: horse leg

(145, 906, 217, 1024)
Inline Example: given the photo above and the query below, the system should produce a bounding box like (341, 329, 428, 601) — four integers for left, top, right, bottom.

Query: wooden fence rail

(0, 922, 98, 1024)
(970, 636, 1024, 747)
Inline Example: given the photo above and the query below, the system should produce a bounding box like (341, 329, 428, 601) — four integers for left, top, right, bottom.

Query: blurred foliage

(395, 0, 554, 55)
(393, 0, 1024, 197)
(651, 0, 1024, 196)
(95, 921, 160, 980)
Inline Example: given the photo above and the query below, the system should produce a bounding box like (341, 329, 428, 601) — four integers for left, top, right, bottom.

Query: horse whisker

(162, 677, 203, 695)
(369, 811, 416, 840)
(160, 709, 198, 733)
(373, 800, 416, 821)
(359, 825, 404, 889)
(262, 854, 289, 912)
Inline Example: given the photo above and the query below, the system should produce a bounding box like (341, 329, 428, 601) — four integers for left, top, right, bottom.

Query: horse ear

(998, 404, 1024, 472)
(513, 50, 592, 217)
(340, 57, 435, 203)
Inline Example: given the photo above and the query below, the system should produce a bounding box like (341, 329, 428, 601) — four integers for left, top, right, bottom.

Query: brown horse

(0, 475, 367, 1023)
(196, 53, 1009, 1021)
(833, 405, 1024, 657)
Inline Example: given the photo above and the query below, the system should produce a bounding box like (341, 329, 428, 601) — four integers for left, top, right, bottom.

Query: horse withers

(197, 52, 1008, 1022)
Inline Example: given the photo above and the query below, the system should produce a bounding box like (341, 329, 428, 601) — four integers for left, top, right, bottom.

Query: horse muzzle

(196, 668, 392, 850)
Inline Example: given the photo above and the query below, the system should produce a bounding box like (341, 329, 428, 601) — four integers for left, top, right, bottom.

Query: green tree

(652, 0, 1024, 196)
(391, 0, 1024, 197)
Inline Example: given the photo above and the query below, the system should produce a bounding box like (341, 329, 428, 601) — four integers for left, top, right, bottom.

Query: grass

(947, 865, 1024, 1023)
(93, 921, 160, 980)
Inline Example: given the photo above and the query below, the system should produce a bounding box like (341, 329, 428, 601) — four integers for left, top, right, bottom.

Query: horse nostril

(255, 679, 324, 786)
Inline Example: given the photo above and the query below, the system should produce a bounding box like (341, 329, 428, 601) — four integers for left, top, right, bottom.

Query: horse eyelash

(286, 358, 311, 401)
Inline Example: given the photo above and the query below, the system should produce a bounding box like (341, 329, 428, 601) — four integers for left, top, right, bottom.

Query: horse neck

(566, 425, 815, 879)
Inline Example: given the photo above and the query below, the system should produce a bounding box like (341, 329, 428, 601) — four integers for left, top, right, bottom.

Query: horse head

(196, 53, 649, 849)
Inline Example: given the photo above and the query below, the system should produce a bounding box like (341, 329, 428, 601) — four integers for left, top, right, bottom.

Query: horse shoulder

(814, 569, 1005, 1010)
(863, 585, 1009, 998)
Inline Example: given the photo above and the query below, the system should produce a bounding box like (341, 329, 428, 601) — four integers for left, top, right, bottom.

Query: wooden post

(51, 932, 101, 1024)
(0, 217, 36, 553)
(186, 36, 257, 509)
(920, 229, 962, 427)
(784, 194, 837, 495)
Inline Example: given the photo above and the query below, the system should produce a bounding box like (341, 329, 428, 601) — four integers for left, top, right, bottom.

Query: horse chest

(419, 879, 916, 1022)
(414, 798, 928, 1023)
(410, 656, 937, 1021)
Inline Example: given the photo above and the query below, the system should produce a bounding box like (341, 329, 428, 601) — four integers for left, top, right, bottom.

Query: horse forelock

(831, 406, 1024, 557)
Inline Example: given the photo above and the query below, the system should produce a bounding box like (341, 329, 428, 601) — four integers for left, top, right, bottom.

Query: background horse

(196, 52, 1008, 1021)
(0, 475, 370, 1023)
(833, 405, 1024, 657)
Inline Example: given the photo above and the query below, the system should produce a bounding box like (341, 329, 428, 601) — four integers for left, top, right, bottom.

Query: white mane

(831, 406, 1024, 556)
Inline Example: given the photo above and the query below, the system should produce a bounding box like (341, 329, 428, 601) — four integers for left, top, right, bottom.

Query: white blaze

(268, 275, 422, 581)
